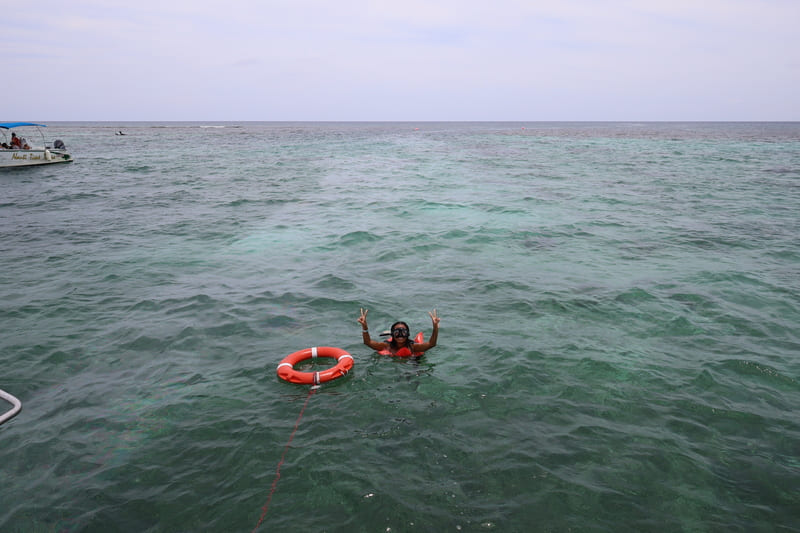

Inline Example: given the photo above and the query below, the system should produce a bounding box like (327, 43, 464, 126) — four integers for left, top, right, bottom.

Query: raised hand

(429, 309, 440, 328)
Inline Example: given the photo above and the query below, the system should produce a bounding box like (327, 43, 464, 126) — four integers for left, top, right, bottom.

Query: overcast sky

(4, 0, 799, 121)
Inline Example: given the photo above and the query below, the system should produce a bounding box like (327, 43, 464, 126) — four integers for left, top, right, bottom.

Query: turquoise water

(1, 122, 798, 532)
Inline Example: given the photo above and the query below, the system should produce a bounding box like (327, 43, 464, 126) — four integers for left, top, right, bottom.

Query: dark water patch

(123, 165, 155, 172)
(665, 289, 719, 311)
(650, 314, 710, 337)
(310, 273, 357, 291)
(614, 286, 658, 304)
(336, 230, 382, 246)
(117, 334, 168, 353)
(518, 234, 561, 250)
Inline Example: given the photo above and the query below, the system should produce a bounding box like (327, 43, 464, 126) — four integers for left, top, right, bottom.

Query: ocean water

(1, 122, 798, 532)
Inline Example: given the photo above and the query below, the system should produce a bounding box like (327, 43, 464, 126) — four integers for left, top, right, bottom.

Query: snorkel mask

(392, 327, 409, 339)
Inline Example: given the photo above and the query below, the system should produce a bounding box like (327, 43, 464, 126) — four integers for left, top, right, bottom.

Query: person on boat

(358, 308, 440, 356)
(10, 133, 22, 148)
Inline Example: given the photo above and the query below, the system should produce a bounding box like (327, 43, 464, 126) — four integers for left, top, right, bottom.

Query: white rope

(0, 388, 22, 425)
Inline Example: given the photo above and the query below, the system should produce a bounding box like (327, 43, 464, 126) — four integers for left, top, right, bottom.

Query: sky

(3, 0, 799, 121)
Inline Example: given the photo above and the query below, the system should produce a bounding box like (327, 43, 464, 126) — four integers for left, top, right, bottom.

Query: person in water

(358, 308, 440, 356)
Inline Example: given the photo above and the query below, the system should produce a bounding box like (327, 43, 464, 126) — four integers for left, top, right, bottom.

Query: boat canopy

(0, 122, 47, 129)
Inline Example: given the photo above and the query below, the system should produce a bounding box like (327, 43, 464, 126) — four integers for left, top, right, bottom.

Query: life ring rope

(276, 346, 354, 385)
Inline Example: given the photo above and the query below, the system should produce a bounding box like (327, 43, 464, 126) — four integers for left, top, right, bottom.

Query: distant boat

(116, 131, 126, 135)
(0, 122, 73, 168)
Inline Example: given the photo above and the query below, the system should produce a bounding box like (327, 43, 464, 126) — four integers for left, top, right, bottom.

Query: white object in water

(0, 388, 22, 425)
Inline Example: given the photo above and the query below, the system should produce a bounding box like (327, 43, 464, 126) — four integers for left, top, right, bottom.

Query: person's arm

(358, 307, 387, 351)
(414, 309, 440, 351)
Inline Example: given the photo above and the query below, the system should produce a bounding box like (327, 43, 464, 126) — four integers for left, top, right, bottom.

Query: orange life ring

(276, 346, 354, 385)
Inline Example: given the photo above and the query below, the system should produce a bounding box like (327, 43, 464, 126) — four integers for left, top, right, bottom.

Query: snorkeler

(358, 308, 440, 356)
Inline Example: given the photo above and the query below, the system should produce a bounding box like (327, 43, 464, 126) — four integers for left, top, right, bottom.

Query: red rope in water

(252, 388, 315, 532)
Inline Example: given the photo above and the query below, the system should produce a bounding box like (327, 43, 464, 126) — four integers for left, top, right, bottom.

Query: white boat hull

(0, 148, 72, 167)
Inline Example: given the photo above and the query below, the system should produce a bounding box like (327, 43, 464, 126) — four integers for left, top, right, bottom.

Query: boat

(0, 122, 73, 168)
